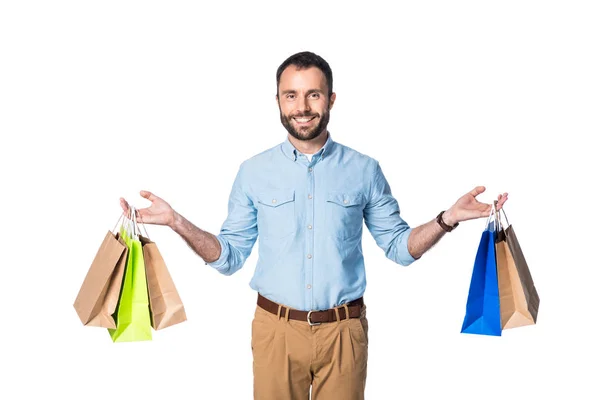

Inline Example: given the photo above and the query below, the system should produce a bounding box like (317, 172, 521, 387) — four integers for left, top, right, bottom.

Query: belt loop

(277, 304, 282, 320)
(284, 307, 290, 322)
(334, 307, 340, 322)
(343, 304, 350, 320)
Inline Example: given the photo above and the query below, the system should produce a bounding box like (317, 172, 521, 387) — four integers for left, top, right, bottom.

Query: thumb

(140, 190, 157, 202)
(469, 186, 486, 197)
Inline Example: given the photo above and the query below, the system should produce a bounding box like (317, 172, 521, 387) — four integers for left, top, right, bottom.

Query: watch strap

(437, 211, 458, 232)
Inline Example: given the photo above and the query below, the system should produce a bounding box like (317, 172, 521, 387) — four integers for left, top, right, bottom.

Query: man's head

(276, 51, 336, 142)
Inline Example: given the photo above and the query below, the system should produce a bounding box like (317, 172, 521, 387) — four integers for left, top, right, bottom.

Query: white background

(1, 1, 599, 399)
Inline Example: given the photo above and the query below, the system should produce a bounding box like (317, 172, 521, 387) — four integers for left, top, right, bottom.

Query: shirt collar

(281, 131, 335, 162)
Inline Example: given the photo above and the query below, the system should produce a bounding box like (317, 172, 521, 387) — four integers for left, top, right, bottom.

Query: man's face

(277, 66, 335, 141)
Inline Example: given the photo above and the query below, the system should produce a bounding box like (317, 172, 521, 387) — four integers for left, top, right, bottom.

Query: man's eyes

(285, 93, 320, 100)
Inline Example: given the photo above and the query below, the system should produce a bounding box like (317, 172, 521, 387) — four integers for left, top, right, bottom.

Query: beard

(280, 108, 330, 141)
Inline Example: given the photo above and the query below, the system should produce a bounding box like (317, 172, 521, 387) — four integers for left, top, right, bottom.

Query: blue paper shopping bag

(461, 216, 502, 336)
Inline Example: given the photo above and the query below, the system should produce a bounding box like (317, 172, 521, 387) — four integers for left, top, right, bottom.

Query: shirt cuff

(398, 227, 417, 266)
(205, 234, 230, 272)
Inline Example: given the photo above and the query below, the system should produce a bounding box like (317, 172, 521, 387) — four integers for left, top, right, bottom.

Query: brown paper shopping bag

(505, 224, 540, 322)
(495, 206, 540, 329)
(140, 236, 187, 330)
(74, 231, 128, 328)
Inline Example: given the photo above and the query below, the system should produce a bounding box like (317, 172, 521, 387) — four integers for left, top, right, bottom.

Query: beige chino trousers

(251, 299, 369, 399)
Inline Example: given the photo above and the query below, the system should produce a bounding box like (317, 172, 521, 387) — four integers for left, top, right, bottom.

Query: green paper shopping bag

(108, 210, 152, 342)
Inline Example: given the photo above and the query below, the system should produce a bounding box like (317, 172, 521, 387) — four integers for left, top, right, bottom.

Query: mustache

(290, 112, 319, 118)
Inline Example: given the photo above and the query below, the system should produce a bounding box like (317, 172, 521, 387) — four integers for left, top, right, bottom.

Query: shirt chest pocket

(326, 191, 365, 240)
(256, 189, 296, 239)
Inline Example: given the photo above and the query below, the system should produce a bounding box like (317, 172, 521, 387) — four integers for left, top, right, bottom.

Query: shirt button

(343, 199, 348, 204)
(272, 199, 277, 204)
(308, 167, 313, 172)
(307, 254, 312, 259)
(307, 284, 312, 289)
(307, 224, 312, 230)
(308, 194, 313, 199)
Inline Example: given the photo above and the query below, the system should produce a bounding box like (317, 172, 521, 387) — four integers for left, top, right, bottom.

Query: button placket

(305, 161, 315, 308)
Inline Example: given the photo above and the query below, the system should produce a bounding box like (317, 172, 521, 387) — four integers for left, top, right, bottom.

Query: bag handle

(132, 206, 142, 239)
(483, 200, 496, 231)
(124, 206, 135, 239)
(136, 210, 150, 240)
(129, 206, 150, 240)
(494, 200, 511, 229)
(500, 205, 510, 228)
(112, 212, 126, 235)
(493, 200, 500, 232)
(111, 202, 150, 240)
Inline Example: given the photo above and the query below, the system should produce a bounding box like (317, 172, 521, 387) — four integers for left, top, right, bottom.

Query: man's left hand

(442, 186, 508, 226)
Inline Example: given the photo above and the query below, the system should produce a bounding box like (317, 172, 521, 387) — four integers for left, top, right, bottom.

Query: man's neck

(288, 130, 328, 155)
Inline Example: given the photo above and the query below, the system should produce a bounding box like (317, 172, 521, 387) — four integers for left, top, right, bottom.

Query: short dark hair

(276, 51, 333, 97)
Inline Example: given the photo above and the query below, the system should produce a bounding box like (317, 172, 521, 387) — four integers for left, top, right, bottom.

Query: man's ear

(329, 92, 336, 110)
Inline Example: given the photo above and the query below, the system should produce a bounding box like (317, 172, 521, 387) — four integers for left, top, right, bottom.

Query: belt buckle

(307, 310, 321, 326)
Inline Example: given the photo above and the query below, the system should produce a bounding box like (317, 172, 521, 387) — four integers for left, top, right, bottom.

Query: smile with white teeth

(293, 116, 316, 123)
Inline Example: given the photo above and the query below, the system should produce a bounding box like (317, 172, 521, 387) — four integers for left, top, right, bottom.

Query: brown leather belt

(257, 293, 363, 325)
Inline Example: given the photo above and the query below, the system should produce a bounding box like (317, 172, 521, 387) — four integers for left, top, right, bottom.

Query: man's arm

(121, 191, 224, 263)
(170, 213, 222, 263)
(364, 162, 508, 264)
(120, 162, 259, 275)
(363, 162, 417, 266)
(407, 187, 508, 259)
(406, 211, 455, 259)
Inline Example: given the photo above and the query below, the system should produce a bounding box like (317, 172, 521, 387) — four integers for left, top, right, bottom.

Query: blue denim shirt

(207, 132, 415, 311)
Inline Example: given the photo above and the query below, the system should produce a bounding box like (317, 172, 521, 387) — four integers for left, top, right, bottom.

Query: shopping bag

(74, 230, 128, 328)
(461, 212, 502, 336)
(87, 234, 127, 328)
(496, 207, 540, 329)
(141, 236, 187, 330)
(108, 210, 153, 342)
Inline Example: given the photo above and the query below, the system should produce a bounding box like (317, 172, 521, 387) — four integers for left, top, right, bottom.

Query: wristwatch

(436, 211, 459, 232)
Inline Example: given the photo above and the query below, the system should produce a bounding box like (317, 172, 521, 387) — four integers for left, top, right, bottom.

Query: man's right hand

(120, 190, 177, 228)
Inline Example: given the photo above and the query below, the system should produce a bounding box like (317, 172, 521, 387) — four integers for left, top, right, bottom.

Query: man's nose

(297, 96, 311, 113)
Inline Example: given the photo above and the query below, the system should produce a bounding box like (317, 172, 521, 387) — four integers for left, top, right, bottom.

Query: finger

(469, 186, 486, 197)
(136, 208, 149, 221)
(475, 204, 491, 218)
(140, 190, 157, 202)
(119, 197, 130, 214)
(497, 193, 508, 209)
(135, 209, 144, 223)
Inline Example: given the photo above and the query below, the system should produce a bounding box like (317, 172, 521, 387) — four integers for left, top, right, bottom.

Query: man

(120, 51, 508, 399)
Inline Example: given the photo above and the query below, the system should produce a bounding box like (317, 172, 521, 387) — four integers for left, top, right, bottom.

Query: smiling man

(278, 61, 332, 144)
(121, 51, 507, 400)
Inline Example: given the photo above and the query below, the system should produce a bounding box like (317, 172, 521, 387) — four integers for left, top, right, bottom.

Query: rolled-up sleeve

(363, 162, 416, 266)
(206, 162, 258, 275)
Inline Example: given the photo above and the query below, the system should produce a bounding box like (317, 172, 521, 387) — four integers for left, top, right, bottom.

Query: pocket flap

(326, 191, 364, 207)
(257, 189, 295, 207)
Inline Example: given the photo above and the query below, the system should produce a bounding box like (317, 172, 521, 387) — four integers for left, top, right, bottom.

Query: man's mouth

(293, 116, 317, 125)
